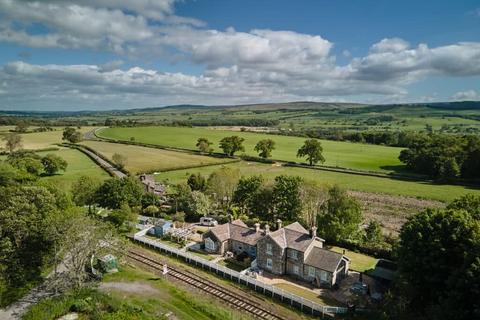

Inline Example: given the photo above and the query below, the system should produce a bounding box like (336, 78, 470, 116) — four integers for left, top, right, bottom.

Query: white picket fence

(133, 233, 349, 317)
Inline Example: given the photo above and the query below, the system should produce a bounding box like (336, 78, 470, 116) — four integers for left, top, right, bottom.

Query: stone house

(256, 222, 349, 287)
(203, 219, 264, 257)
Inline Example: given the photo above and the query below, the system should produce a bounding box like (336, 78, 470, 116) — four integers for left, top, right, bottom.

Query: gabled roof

(267, 222, 315, 252)
(304, 247, 345, 273)
(207, 221, 263, 246)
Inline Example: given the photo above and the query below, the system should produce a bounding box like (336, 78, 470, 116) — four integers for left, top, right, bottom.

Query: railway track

(127, 249, 288, 320)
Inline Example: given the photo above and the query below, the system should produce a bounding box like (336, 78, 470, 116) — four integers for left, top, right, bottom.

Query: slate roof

(304, 247, 344, 273)
(268, 222, 316, 252)
(207, 221, 264, 246)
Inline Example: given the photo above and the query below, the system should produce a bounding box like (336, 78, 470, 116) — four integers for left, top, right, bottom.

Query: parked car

(200, 217, 218, 226)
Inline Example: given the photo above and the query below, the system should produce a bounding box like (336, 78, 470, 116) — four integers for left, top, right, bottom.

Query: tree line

(196, 136, 326, 166)
(399, 134, 480, 181)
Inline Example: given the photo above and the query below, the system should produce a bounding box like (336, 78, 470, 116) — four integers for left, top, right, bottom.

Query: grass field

(153, 161, 480, 202)
(81, 140, 235, 174)
(24, 265, 251, 320)
(273, 283, 341, 307)
(97, 126, 405, 173)
(0, 126, 98, 150)
(38, 148, 110, 189)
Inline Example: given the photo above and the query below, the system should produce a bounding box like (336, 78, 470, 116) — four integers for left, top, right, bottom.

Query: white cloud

(452, 90, 479, 101)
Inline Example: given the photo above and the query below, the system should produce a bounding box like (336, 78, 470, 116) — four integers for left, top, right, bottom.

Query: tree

(363, 220, 383, 244)
(2, 133, 22, 153)
(297, 139, 325, 166)
(108, 203, 137, 229)
(6, 151, 43, 176)
(187, 173, 206, 191)
(0, 185, 63, 305)
(141, 192, 161, 209)
(254, 139, 276, 159)
(14, 122, 29, 133)
(173, 183, 193, 214)
(271, 175, 303, 222)
(219, 136, 245, 156)
(299, 181, 327, 227)
(62, 127, 82, 143)
(196, 137, 213, 154)
(206, 167, 240, 209)
(317, 186, 362, 242)
(71, 175, 101, 214)
(250, 185, 275, 221)
(143, 204, 160, 217)
(112, 153, 127, 169)
(41, 154, 68, 176)
(447, 194, 480, 219)
(233, 175, 264, 215)
(95, 177, 144, 209)
(190, 191, 212, 218)
(395, 207, 480, 319)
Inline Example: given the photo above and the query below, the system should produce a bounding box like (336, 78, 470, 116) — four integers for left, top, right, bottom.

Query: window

(205, 238, 215, 251)
(288, 250, 298, 260)
(293, 265, 299, 275)
(308, 266, 316, 277)
(266, 243, 273, 255)
(266, 258, 273, 269)
(320, 270, 328, 281)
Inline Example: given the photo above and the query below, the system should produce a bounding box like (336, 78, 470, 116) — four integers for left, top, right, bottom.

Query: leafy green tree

(299, 181, 327, 227)
(196, 137, 213, 154)
(108, 203, 137, 229)
(461, 135, 480, 179)
(0, 162, 35, 187)
(95, 177, 144, 209)
(206, 167, 240, 209)
(173, 183, 193, 214)
(447, 194, 480, 219)
(2, 133, 22, 153)
(250, 185, 274, 221)
(140, 192, 161, 209)
(190, 191, 212, 218)
(297, 139, 325, 166)
(395, 207, 480, 320)
(6, 151, 43, 176)
(317, 186, 362, 242)
(143, 204, 160, 217)
(41, 154, 68, 176)
(219, 136, 245, 156)
(71, 175, 101, 214)
(254, 139, 276, 159)
(272, 175, 303, 222)
(187, 173, 206, 191)
(363, 220, 383, 244)
(112, 153, 127, 169)
(0, 186, 62, 306)
(14, 122, 29, 133)
(233, 175, 264, 215)
(62, 127, 82, 143)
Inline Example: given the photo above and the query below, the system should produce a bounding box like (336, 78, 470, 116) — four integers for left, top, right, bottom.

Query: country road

(78, 146, 127, 179)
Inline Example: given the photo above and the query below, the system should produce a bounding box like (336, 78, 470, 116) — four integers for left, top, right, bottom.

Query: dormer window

(288, 250, 298, 260)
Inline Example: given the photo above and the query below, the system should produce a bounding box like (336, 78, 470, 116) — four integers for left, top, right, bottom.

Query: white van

(200, 217, 218, 226)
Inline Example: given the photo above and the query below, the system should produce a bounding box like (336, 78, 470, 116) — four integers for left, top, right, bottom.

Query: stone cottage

(203, 219, 264, 257)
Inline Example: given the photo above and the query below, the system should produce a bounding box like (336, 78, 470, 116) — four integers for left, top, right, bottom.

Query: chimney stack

(254, 223, 260, 233)
(276, 219, 282, 230)
(310, 226, 317, 238)
(265, 224, 270, 234)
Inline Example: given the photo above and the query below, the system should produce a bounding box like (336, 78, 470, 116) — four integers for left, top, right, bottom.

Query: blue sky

(0, 0, 479, 111)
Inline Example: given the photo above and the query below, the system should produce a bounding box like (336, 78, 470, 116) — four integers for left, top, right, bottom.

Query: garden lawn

(97, 126, 405, 173)
(81, 140, 235, 174)
(38, 148, 110, 189)
(153, 161, 480, 202)
(328, 246, 378, 273)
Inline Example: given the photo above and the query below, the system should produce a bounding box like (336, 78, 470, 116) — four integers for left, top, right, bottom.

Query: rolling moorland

(1, 101, 480, 319)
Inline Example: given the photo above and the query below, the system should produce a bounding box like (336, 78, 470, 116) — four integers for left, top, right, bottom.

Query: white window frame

(266, 258, 273, 269)
(308, 266, 316, 277)
(293, 265, 299, 275)
(205, 238, 215, 251)
(266, 243, 273, 255)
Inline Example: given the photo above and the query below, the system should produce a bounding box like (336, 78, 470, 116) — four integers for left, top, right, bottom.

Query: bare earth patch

(348, 190, 444, 235)
(99, 281, 160, 295)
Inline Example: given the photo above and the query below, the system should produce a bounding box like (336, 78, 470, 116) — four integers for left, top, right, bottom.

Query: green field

(98, 126, 404, 173)
(153, 161, 480, 202)
(0, 127, 97, 150)
(81, 140, 235, 174)
(38, 148, 110, 189)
